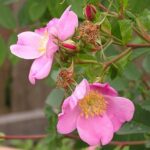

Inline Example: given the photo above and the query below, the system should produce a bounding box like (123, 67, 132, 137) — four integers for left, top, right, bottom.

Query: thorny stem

(0, 134, 46, 140)
(98, 3, 118, 17)
(133, 27, 150, 43)
(0, 134, 147, 146)
(110, 140, 147, 146)
(103, 48, 132, 71)
(101, 31, 150, 49)
(119, 0, 124, 19)
(75, 59, 101, 65)
(126, 43, 150, 48)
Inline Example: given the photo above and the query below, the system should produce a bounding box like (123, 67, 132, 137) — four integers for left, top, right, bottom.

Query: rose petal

(57, 97, 80, 134)
(57, 6, 78, 41)
(47, 18, 59, 37)
(10, 44, 43, 59)
(105, 96, 135, 132)
(77, 114, 114, 146)
(35, 27, 47, 36)
(90, 83, 118, 96)
(46, 39, 59, 57)
(70, 79, 90, 109)
(17, 31, 42, 48)
(29, 54, 53, 84)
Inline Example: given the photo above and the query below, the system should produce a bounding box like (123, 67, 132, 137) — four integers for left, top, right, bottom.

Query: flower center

(78, 90, 107, 118)
(38, 32, 49, 53)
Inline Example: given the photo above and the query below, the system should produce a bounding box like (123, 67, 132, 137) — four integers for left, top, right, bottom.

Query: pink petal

(105, 96, 135, 132)
(90, 83, 118, 96)
(47, 18, 59, 37)
(70, 79, 90, 109)
(57, 97, 80, 134)
(10, 44, 43, 59)
(57, 6, 78, 41)
(35, 27, 47, 36)
(77, 115, 114, 146)
(17, 31, 42, 48)
(46, 39, 59, 57)
(29, 54, 53, 84)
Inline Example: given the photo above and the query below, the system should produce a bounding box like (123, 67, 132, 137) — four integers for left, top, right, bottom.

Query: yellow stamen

(38, 32, 49, 53)
(78, 90, 107, 118)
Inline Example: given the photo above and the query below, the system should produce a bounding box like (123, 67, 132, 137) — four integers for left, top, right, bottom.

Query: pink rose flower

(57, 79, 135, 146)
(10, 6, 78, 84)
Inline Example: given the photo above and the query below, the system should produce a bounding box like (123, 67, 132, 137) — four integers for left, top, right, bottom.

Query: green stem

(75, 59, 101, 65)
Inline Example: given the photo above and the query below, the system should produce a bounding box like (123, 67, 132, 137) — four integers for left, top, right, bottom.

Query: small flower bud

(84, 4, 97, 21)
(57, 61, 74, 89)
(62, 39, 76, 51)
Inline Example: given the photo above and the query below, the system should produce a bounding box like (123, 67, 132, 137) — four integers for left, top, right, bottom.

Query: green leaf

(0, 36, 7, 65)
(110, 64, 118, 80)
(116, 0, 128, 10)
(142, 53, 150, 73)
(29, 0, 47, 21)
(111, 19, 122, 40)
(109, 76, 128, 91)
(8, 33, 20, 65)
(18, 0, 32, 26)
(131, 48, 150, 60)
(140, 100, 150, 112)
(117, 121, 150, 135)
(101, 17, 111, 34)
(138, 9, 150, 31)
(123, 63, 141, 80)
(119, 19, 132, 44)
(47, 0, 68, 17)
(46, 88, 65, 110)
(116, 51, 131, 71)
(114, 146, 130, 150)
(66, 0, 84, 19)
(0, 4, 16, 29)
(128, 0, 150, 14)
(125, 10, 136, 21)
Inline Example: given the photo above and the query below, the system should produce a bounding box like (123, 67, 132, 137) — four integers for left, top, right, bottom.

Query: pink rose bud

(84, 4, 97, 21)
(62, 39, 76, 51)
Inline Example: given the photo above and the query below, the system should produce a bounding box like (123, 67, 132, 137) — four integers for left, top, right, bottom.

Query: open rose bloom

(10, 6, 78, 84)
(57, 79, 135, 146)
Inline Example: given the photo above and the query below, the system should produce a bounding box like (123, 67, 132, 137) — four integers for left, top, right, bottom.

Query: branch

(119, 0, 124, 19)
(133, 27, 150, 43)
(0, 134, 46, 140)
(110, 140, 147, 146)
(75, 59, 101, 65)
(98, 3, 117, 16)
(0, 134, 147, 146)
(103, 48, 132, 71)
(126, 43, 150, 48)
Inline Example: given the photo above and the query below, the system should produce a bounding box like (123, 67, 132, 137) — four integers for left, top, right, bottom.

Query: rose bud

(84, 4, 97, 21)
(62, 39, 76, 51)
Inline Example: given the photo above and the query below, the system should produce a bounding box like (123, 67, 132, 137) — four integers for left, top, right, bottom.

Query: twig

(119, 0, 124, 19)
(110, 140, 147, 146)
(0, 134, 46, 140)
(98, 3, 118, 16)
(103, 48, 132, 71)
(0, 134, 147, 146)
(133, 27, 150, 43)
(75, 59, 101, 65)
(126, 43, 150, 48)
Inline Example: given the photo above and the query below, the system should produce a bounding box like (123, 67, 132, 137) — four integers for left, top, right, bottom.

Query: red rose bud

(62, 40, 76, 51)
(84, 4, 97, 20)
